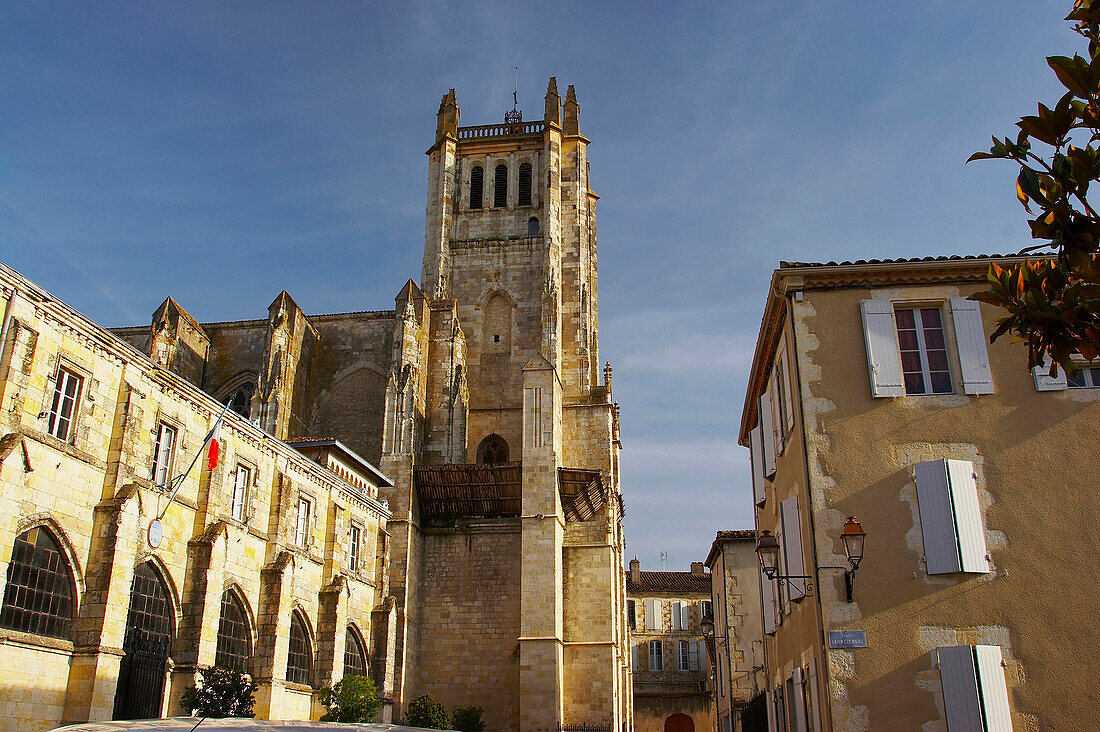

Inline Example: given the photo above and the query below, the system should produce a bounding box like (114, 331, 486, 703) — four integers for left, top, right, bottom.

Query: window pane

(922, 328, 946, 350)
(904, 372, 926, 394)
(0, 528, 74, 639)
(287, 614, 312, 685)
(900, 351, 922, 373)
(215, 591, 252, 672)
(344, 627, 368, 678)
(919, 308, 942, 328)
(897, 330, 919, 351)
(1068, 369, 1087, 388)
(926, 350, 949, 372)
(930, 371, 953, 394)
(894, 309, 916, 329)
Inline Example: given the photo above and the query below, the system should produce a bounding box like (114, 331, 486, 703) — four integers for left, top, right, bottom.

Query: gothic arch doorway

(113, 562, 175, 720)
(665, 714, 694, 732)
(476, 434, 509, 465)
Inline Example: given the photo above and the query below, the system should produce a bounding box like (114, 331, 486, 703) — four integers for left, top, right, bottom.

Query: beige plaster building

(703, 531, 764, 732)
(627, 559, 713, 732)
(107, 79, 631, 732)
(739, 255, 1100, 731)
(0, 261, 393, 731)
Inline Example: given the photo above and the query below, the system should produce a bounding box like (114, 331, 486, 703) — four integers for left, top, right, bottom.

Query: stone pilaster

(252, 551, 297, 719)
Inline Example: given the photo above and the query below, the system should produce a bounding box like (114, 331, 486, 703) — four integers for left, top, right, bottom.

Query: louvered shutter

(760, 569, 777, 635)
(915, 460, 963, 574)
(781, 346, 795, 431)
(672, 601, 683, 631)
(750, 425, 766, 506)
(759, 391, 777, 476)
(1032, 357, 1068, 391)
(946, 460, 990, 573)
(974, 645, 1014, 731)
(645, 599, 657, 630)
(632, 643, 640, 672)
(780, 496, 808, 598)
(792, 668, 809, 732)
(681, 602, 690, 630)
(766, 690, 778, 732)
(807, 659, 823, 732)
(860, 299, 906, 397)
(950, 297, 995, 394)
(937, 646, 985, 732)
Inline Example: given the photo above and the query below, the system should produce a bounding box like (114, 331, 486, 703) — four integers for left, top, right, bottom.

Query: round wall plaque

(147, 518, 163, 549)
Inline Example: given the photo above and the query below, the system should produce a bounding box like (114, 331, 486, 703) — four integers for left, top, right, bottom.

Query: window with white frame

(47, 367, 83, 441)
(648, 639, 663, 671)
(1067, 362, 1100, 388)
(679, 640, 691, 671)
(894, 306, 953, 395)
(936, 645, 1013, 730)
(701, 600, 713, 620)
(152, 422, 177, 488)
(349, 524, 361, 572)
(295, 496, 312, 548)
(627, 600, 636, 629)
(231, 464, 251, 522)
(671, 600, 686, 631)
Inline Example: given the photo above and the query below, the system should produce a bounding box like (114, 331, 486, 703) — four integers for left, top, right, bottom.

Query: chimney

(629, 556, 641, 585)
(691, 562, 706, 576)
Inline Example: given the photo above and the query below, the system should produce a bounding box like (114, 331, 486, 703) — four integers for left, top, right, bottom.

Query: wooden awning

(558, 468, 605, 522)
(414, 462, 521, 519)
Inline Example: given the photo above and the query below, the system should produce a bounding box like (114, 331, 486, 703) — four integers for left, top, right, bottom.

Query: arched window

(286, 611, 313, 685)
(0, 527, 75, 639)
(518, 162, 532, 206)
(228, 383, 254, 419)
(477, 434, 509, 465)
(344, 625, 369, 678)
(528, 217, 540, 236)
(494, 164, 508, 208)
(470, 166, 484, 209)
(215, 589, 252, 671)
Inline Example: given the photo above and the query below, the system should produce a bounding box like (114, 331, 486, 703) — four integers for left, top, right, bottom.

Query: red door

(665, 714, 695, 732)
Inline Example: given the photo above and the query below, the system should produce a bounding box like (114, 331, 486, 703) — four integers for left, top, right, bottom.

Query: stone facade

(740, 255, 1100, 731)
(0, 263, 392, 731)
(626, 560, 713, 732)
(703, 531, 764, 732)
(105, 79, 631, 732)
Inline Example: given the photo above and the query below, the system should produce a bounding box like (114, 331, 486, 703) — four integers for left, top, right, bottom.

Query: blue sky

(0, 1, 1073, 570)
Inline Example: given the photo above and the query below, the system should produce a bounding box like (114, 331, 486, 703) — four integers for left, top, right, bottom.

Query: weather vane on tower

(505, 66, 522, 124)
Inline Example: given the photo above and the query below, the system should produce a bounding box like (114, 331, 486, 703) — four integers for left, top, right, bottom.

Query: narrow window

(48, 367, 83, 441)
(349, 524, 361, 572)
(0, 527, 75, 639)
(528, 216, 540, 236)
(679, 640, 691, 671)
(295, 497, 311, 548)
(701, 600, 713, 620)
(232, 464, 251, 522)
(518, 162, 532, 205)
(286, 612, 313, 685)
(895, 307, 952, 395)
(649, 639, 663, 671)
(344, 626, 369, 678)
(152, 423, 177, 488)
(470, 166, 484, 209)
(215, 590, 252, 672)
(494, 164, 508, 207)
(627, 600, 636, 630)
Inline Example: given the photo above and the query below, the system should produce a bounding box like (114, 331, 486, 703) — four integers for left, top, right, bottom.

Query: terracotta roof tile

(626, 571, 710, 594)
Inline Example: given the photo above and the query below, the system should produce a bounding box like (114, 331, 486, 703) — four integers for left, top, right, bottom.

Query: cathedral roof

(626, 571, 711, 594)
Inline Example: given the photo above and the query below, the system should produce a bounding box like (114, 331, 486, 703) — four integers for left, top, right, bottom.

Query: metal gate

(113, 563, 174, 720)
(739, 693, 769, 732)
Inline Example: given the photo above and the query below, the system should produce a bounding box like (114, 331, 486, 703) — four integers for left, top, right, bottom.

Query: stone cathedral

(114, 79, 631, 731)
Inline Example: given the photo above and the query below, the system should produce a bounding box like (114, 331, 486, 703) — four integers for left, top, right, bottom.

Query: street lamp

(754, 517, 867, 603)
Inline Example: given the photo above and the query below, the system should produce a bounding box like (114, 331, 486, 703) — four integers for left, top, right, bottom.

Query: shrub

(179, 666, 256, 718)
(451, 705, 486, 732)
(406, 693, 450, 729)
(319, 674, 382, 722)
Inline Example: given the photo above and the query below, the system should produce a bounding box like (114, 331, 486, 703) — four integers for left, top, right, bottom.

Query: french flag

(207, 419, 222, 471)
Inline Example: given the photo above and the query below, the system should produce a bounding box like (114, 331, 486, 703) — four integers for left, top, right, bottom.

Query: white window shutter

(950, 297, 995, 394)
(750, 425, 766, 506)
(781, 347, 795, 432)
(792, 668, 809, 732)
(672, 601, 683, 631)
(946, 459, 991, 573)
(645, 599, 657, 630)
(915, 459, 963, 574)
(759, 392, 777, 476)
(1032, 357, 1068, 391)
(974, 645, 1014, 731)
(937, 646, 986, 732)
(681, 602, 690, 630)
(689, 640, 700, 671)
(807, 659, 823, 732)
(760, 569, 777, 635)
(632, 643, 640, 672)
(860, 299, 906, 397)
(780, 496, 808, 598)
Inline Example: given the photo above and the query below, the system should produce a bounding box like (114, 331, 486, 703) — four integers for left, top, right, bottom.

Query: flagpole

(157, 398, 233, 521)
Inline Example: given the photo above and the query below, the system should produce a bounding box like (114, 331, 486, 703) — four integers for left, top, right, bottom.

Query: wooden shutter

(632, 643, 640, 672)
(915, 460, 963, 574)
(681, 602, 690, 630)
(780, 496, 808, 598)
(766, 690, 778, 732)
(792, 668, 809, 732)
(937, 646, 986, 732)
(1032, 357, 1068, 391)
(690, 641, 701, 671)
(807, 659, 823, 732)
(759, 391, 777, 477)
(950, 297, 995, 394)
(946, 460, 991, 573)
(672, 601, 683, 630)
(645, 599, 657, 630)
(974, 645, 1014, 731)
(760, 569, 777, 635)
(860, 299, 906, 397)
(750, 425, 766, 506)
(781, 347, 795, 432)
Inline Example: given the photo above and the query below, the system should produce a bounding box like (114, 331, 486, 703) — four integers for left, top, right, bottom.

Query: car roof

(53, 720, 449, 732)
